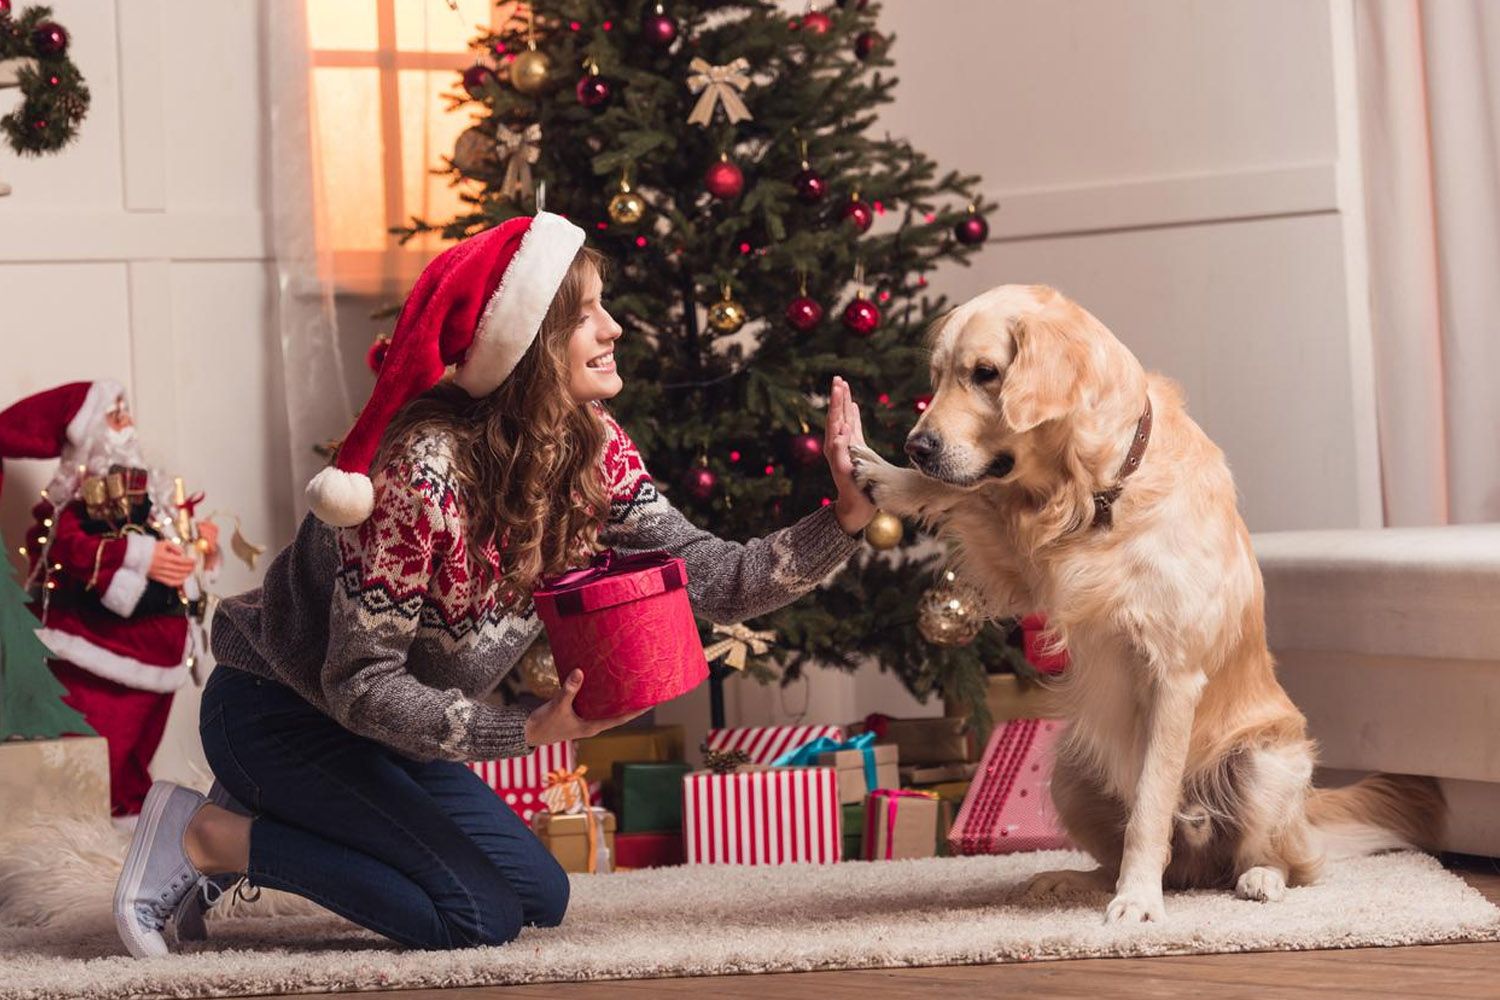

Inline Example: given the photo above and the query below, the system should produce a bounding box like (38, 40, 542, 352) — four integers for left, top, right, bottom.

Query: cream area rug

(1, 822, 1497, 1000)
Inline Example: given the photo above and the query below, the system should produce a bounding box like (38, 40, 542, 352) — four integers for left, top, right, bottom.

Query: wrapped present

(533, 808, 617, 873)
(702, 723, 845, 765)
(577, 724, 685, 797)
(468, 740, 579, 823)
(899, 761, 979, 786)
(842, 801, 864, 861)
(847, 714, 974, 765)
(949, 718, 1071, 855)
(683, 766, 842, 865)
(1020, 613, 1070, 674)
(771, 730, 899, 804)
(982, 672, 1063, 724)
(614, 830, 684, 869)
(533, 550, 709, 720)
(610, 761, 692, 832)
(935, 795, 956, 856)
(864, 789, 940, 861)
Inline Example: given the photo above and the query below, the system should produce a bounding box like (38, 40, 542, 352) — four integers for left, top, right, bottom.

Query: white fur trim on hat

(455, 212, 586, 397)
(306, 466, 375, 528)
(66, 379, 125, 449)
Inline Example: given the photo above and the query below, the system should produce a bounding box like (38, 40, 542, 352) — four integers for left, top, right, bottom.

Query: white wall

(0, 0, 287, 785)
(1, 1, 1379, 773)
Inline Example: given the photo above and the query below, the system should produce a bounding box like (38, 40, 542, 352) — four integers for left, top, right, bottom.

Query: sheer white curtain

(1355, 0, 1500, 525)
(264, 0, 353, 513)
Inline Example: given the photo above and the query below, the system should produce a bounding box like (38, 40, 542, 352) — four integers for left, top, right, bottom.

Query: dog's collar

(1091, 394, 1153, 530)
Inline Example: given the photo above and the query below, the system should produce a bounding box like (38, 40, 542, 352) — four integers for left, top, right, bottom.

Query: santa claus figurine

(0, 380, 219, 825)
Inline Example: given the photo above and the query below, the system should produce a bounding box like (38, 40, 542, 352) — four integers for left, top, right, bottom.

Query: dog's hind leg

(1231, 744, 1317, 903)
(1025, 740, 1123, 901)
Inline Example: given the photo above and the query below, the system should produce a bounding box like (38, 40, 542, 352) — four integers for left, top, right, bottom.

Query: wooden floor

(272, 856, 1500, 1000)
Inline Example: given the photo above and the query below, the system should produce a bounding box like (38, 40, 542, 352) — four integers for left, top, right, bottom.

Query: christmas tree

(0, 527, 92, 740)
(403, 1, 1023, 724)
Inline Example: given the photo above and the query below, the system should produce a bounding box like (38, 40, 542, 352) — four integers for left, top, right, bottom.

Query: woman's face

(565, 265, 624, 403)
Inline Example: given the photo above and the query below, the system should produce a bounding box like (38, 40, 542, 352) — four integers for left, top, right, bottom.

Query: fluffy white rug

(1, 821, 1496, 1000)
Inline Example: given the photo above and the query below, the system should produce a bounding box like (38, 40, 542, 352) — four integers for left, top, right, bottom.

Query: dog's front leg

(849, 443, 965, 522)
(1106, 670, 1205, 924)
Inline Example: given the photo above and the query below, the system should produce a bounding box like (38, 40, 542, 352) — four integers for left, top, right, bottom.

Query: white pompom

(305, 467, 375, 527)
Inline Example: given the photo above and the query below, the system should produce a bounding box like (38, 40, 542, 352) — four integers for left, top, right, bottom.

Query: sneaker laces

(138, 869, 198, 932)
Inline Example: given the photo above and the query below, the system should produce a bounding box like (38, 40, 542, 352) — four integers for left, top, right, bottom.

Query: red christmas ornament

(802, 10, 833, 34)
(642, 4, 679, 49)
(462, 64, 496, 98)
(683, 466, 718, 501)
(914, 393, 933, 413)
(365, 337, 391, 374)
(785, 296, 824, 332)
(704, 156, 744, 200)
(31, 21, 68, 56)
(854, 30, 884, 61)
(790, 433, 823, 467)
(954, 206, 990, 245)
(575, 73, 612, 109)
(786, 16, 800, 30)
(843, 295, 880, 336)
(0, 1, 12, 17)
(794, 165, 826, 204)
(842, 197, 873, 233)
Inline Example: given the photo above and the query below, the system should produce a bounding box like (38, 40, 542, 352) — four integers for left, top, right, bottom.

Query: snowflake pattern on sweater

(212, 409, 860, 763)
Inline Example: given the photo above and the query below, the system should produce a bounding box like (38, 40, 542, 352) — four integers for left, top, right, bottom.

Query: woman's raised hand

(824, 376, 877, 535)
(523, 669, 646, 746)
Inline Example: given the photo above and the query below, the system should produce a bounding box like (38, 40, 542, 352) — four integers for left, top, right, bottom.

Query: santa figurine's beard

(43, 421, 168, 514)
(97, 424, 146, 472)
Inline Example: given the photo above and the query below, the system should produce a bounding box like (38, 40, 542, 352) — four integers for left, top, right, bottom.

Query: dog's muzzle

(905, 431, 1015, 484)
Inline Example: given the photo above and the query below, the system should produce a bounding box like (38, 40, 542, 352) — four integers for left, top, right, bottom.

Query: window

(307, 0, 521, 294)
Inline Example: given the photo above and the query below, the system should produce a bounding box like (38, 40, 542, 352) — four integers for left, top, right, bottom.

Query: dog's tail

(1307, 773, 1446, 861)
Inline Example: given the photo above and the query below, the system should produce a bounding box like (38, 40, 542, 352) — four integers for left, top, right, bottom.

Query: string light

(16, 546, 26, 557)
(42, 518, 53, 528)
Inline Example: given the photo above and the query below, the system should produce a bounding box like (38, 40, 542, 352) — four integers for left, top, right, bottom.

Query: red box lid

(534, 550, 688, 617)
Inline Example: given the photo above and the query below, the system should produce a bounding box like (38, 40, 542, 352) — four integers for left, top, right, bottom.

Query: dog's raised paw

(1235, 866, 1287, 903)
(1024, 868, 1112, 901)
(1103, 888, 1165, 925)
(847, 443, 890, 504)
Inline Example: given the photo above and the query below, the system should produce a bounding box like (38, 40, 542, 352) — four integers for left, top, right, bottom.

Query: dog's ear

(1000, 312, 1086, 432)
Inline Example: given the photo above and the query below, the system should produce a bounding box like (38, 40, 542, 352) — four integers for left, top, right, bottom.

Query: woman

(113, 212, 876, 956)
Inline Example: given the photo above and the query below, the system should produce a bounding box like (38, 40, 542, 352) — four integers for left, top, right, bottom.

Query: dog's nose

(905, 431, 939, 463)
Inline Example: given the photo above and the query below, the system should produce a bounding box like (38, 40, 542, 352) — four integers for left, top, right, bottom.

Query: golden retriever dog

(850, 284, 1444, 924)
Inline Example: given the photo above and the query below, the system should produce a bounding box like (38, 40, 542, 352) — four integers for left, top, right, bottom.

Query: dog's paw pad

(1235, 866, 1287, 903)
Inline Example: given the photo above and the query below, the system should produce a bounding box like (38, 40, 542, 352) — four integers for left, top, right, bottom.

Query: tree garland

(0, 4, 89, 156)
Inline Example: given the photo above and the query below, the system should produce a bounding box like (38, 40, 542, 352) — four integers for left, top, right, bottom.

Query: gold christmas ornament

(510, 47, 553, 95)
(707, 284, 748, 334)
(517, 637, 561, 698)
(864, 510, 903, 550)
(916, 577, 984, 647)
(607, 175, 646, 225)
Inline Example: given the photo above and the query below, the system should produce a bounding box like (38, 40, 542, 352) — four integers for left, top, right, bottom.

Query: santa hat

(0, 380, 124, 499)
(307, 212, 586, 527)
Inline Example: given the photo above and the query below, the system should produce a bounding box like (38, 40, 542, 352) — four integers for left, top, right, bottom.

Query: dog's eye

(972, 364, 1000, 386)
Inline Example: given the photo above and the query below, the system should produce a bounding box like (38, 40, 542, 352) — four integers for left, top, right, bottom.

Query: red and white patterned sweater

(211, 410, 859, 762)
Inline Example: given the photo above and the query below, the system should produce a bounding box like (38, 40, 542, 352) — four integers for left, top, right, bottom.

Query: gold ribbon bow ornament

(497, 123, 541, 202)
(685, 57, 753, 127)
(703, 622, 776, 671)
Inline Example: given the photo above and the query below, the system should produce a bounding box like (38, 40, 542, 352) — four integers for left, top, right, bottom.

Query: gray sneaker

(172, 780, 251, 944)
(113, 781, 207, 958)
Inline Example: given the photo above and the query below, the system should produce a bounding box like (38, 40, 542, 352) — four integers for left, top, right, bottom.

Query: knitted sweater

(210, 411, 860, 763)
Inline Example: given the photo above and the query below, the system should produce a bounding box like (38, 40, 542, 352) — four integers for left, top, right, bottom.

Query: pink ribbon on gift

(865, 788, 939, 861)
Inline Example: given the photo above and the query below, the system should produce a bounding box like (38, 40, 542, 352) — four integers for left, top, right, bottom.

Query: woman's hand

(825, 376, 877, 535)
(523, 669, 646, 746)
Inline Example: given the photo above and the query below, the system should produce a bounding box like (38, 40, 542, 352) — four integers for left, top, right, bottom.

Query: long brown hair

(375, 246, 612, 603)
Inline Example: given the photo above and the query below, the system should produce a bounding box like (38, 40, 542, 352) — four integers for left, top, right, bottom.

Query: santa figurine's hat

(0, 380, 124, 498)
(307, 211, 586, 527)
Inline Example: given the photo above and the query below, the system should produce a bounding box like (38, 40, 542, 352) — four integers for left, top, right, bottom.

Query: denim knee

(529, 858, 570, 928)
(436, 891, 524, 950)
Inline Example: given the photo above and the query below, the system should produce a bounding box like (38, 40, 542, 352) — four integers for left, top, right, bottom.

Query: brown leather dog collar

(1092, 394, 1152, 530)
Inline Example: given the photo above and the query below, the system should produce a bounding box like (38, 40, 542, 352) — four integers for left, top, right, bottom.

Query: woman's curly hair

(375, 246, 612, 603)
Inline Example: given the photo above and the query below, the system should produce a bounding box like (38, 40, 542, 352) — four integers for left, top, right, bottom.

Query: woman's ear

(1000, 313, 1086, 432)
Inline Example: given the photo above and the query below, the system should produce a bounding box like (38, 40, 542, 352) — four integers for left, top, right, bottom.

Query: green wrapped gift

(842, 801, 864, 861)
(609, 761, 692, 833)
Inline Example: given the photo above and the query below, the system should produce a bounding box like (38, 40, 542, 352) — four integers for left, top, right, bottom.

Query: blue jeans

(198, 665, 569, 950)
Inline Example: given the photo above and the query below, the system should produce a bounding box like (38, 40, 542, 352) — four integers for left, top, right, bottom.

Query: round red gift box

(533, 550, 710, 720)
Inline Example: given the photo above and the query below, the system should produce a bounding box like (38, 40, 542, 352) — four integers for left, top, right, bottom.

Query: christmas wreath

(0, 3, 89, 155)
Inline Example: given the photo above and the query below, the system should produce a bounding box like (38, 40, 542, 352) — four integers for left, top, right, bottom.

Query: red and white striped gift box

(469, 741, 577, 823)
(948, 718, 1071, 855)
(702, 724, 845, 765)
(683, 766, 842, 865)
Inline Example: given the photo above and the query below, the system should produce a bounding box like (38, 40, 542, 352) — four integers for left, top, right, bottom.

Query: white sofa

(1253, 524, 1500, 856)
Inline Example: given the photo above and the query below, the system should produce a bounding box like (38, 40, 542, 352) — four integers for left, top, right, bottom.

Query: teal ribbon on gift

(772, 731, 879, 791)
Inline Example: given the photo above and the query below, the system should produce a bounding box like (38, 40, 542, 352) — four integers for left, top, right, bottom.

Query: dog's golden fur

(852, 284, 1444, 923)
